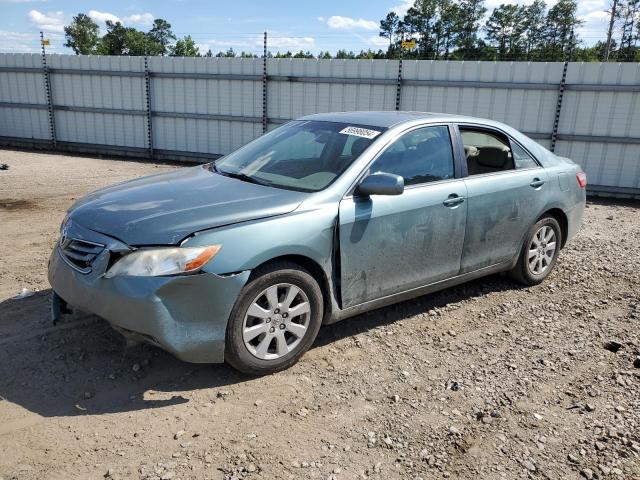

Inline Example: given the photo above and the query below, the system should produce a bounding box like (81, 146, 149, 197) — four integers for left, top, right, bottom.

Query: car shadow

(0, 289, 248, 419)
(0, 275, 520, 419)
(315, 273, 520, 348)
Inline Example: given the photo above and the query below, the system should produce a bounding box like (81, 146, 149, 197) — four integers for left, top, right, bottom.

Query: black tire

(225, 261, 324, 375)
(509, 215, 562, 286)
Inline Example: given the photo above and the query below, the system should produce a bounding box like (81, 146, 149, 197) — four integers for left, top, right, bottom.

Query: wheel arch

(249, 254, 333, 323)
(539, 208, 568, 248)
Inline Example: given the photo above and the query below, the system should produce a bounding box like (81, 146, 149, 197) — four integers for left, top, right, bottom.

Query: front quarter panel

(183, 203, 338, 283)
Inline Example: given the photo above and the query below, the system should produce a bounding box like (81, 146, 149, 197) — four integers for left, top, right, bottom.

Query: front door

(338, 125, 468, 308)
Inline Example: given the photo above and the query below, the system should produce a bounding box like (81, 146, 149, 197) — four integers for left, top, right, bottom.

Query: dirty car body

(48, 112, 586, 368)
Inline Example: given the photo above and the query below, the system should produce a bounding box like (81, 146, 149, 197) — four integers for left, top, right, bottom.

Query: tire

(509, 215, 562, 286)
(225, 261, 324, 375)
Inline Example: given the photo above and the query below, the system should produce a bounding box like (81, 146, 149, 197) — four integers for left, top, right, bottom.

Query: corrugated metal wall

(0, 54, 638, 196)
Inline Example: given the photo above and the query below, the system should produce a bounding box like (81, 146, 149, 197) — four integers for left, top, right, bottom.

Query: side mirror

(356, 172, 404, 197)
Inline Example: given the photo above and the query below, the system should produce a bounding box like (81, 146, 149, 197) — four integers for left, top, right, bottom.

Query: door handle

(530, 178, 545, 189)
(443, 194, 465, 208)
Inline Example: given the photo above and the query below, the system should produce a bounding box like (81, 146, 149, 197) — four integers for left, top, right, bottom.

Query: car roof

(299, 111, 490, 129)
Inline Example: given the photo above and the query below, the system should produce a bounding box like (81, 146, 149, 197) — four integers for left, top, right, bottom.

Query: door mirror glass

(356, 172, 404, 196)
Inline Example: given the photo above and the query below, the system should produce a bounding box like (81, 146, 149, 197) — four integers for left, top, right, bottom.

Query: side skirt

(325, 260, 513, 324)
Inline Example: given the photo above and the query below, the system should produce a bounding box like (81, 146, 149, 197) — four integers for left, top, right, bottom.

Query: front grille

(59, 238, 105, 273)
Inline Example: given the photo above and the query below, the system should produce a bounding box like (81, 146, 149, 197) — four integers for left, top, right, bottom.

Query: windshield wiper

(217, 169, 271, 187)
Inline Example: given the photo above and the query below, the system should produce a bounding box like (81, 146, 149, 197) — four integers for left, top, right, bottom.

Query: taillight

(576, 172, 587, 188)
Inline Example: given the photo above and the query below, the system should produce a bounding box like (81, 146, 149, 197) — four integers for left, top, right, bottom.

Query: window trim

(509, 137, 543, 171)
(346, 122, 461, 198)
(454, 122, 543, 178)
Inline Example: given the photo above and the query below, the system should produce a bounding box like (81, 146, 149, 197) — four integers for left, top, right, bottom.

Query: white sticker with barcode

(339, 126, 381, 139)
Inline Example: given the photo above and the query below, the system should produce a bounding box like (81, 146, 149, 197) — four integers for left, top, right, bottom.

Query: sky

(0, 0, 612, 55)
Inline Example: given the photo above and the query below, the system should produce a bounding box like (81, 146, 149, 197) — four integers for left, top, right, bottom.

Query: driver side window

(370, 126, 455, 186)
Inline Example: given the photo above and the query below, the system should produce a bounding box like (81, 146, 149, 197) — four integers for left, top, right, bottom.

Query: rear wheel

(510, 215, 562, 286)
(225, 261, 323, 375)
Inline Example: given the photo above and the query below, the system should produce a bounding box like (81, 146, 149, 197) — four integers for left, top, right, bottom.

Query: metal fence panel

(0, 53, 49, 139)
(556, 63, 640, 189)
(0, 54, 638, 195)
(149, 57, 263, 153)
(46, 55, 147, 147)
(267, 59, 398, 121)
(401, 61, 564, 137)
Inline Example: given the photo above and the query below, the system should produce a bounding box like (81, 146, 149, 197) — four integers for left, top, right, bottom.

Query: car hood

(68, 165, 308, 245)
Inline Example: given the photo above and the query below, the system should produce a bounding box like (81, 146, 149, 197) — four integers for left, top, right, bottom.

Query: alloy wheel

(242, 283, 311, 360)
(527, 225, 557, 275)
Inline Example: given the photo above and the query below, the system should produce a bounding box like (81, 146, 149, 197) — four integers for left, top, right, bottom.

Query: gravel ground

(0, 149, 638, 480)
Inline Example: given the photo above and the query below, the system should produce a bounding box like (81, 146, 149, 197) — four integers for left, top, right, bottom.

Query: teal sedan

(49, 112, 586, 375)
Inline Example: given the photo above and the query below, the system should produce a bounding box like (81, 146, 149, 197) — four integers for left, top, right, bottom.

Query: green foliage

(147, 19, 176, 56)
(380, 12, 400, 47)
(170, 36, 200, 57)
(61, 3, 640, 62)
(64, 13, 100, 54)
(484, 4, 527, 59)
(215, 48, 236, 57)
(96, 20, 147, 56)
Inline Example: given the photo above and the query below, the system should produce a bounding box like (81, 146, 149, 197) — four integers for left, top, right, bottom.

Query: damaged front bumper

(48, 241, 249, 363)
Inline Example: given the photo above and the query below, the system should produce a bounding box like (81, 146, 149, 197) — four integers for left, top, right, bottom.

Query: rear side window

(512, 142, 539, 169)
(461, 128, 514, 175)
(370, 125, 455, 186)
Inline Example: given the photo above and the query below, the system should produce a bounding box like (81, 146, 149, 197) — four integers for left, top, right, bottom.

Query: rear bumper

(565, 190, 586, 244)
(48, 245, 249, 363)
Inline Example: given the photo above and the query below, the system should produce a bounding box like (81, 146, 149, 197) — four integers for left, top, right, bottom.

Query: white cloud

(28, 9, 64, 33)
(317, 16, 325, 22)
(123, 13, 154, 26)
(327, 15, 377, 30)
(0, 30, 40, 52)
(88, 10, 121, 25)
(264, 36, 315, 50)
(368, 36, 389, 47)
(391, 0, 413, 16)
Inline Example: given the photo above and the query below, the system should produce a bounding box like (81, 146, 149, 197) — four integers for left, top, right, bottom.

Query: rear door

(338, 124, 467, 308)
(456, 125, 548, 273)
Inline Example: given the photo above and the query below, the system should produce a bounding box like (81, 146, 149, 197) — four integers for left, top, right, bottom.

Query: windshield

(213, 120, 386, 192)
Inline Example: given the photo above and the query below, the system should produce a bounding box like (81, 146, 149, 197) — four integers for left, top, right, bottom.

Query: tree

(64, 13, 100, 54)
(147, 19, 176, 56)
(485, 4, 527, 59)
(455, 0, 487, 57)
(97, 21, 147, 56)
(215, 47, 236, 57)
(405, 1, 439, 58)
(335, 49, 357, 59)
(522, 0, 547, 59)
(434, 0, 460, 59)
(544, 0, 582, 60)
(170, 36, 200, 57)
(379, 12, 400, 48)
(617, 0, 640, 60)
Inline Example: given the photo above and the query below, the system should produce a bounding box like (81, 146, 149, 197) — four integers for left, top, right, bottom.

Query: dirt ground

(0, 149, 638, 480)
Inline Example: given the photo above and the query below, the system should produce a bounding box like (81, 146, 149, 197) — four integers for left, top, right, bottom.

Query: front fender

(183, 205, 338, 279)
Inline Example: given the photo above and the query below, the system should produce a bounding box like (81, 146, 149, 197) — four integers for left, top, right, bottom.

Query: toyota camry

(49, 112, 586, 375)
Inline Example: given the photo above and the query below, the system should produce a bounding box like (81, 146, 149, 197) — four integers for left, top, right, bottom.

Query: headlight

(104, 245, 221, 278)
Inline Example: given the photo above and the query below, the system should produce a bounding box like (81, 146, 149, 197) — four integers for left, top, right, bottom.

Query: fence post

(550, 60, 569, 153)
(144, 55, 154, 159)
(395, 46, 403, 111)
(40, 31, 56, 149)
(262, 31, 268, 133)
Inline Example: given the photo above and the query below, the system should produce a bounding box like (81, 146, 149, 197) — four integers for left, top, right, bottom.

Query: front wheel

(510, 215, 562, 286)
(225, 261, 323, 375)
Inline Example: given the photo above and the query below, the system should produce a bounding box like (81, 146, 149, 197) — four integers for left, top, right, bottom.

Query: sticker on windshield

(339, 126, 381, 139)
